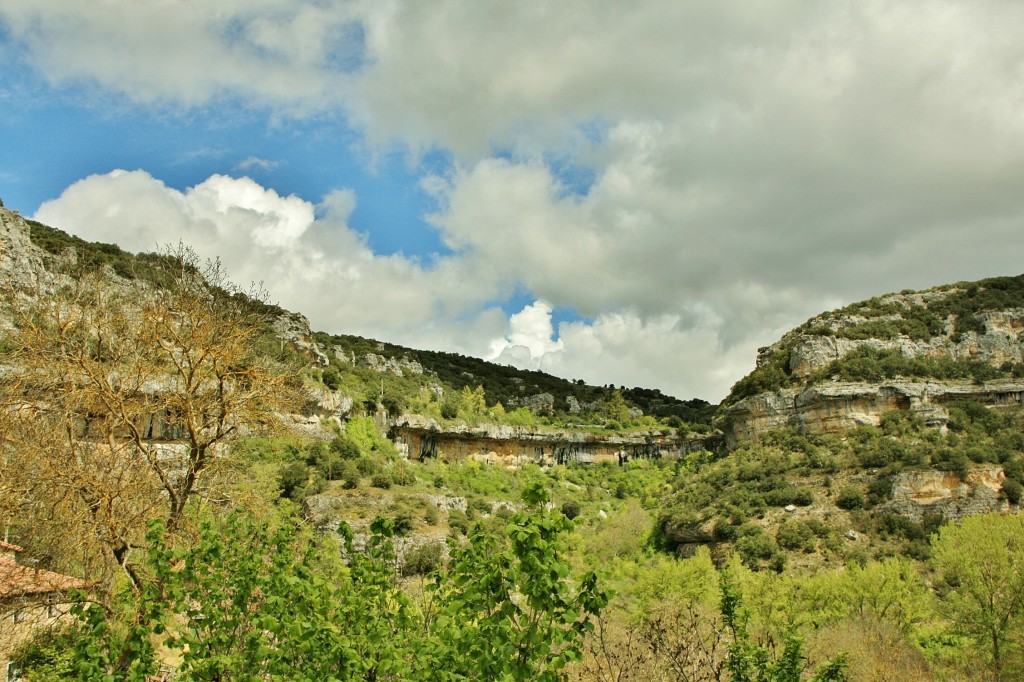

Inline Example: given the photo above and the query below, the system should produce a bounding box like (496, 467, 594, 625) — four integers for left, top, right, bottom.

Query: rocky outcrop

(507, 392, 556, 415)
(0, 208, 49, 308)
(783, 311, 1024, 379)
(724, 282, 1024, 444)
(355, 353, 423, 376)
(393, 414, 716, 466)
(271, 312, 329, 366)
(721, 380, 1024, 447)
(884, 465, 1010, 522)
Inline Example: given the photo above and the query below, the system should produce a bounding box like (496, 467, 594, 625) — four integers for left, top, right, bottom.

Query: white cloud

(487, 300, 564, 370)
(11, 1, 1024, 400)
(0, 0, 362, 109)
(235, 156, 280, 172)
(33, 170, 774, 400)
(33, 171, 503, 353)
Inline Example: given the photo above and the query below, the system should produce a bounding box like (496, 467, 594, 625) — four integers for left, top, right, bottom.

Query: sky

(2, 1, 1023, 403)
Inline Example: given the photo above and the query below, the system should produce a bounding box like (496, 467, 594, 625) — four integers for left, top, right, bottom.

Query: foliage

(29, 485, 605, 681)
(720, 573, 848, 681)
(0, 245, 303, 596)
(422, 483, 607, 680)
(931, 513, 1024, 680)
(809, 347, 1003, 384)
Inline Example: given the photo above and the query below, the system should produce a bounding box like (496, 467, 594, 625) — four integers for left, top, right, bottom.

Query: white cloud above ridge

(33, 170, 793, 401)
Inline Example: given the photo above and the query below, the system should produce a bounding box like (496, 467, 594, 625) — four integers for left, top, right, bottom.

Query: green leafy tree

(931, 513, 1024, 680)
(418, 483, 607, 680)
(720, 574, 847, 682)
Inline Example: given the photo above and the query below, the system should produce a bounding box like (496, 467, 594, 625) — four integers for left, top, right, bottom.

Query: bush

(776, 520, 816, 552)
(735, 527, 780, 570)
(356, 457, 379, 477)
(339, 462, 361, 489)
(371, 472, 394, 489)
(447, 509, 470, 536)
(279, 461, 310, 501)
(402, 541, 445, 576)
(330, 434, 362, 460)
(391, 509, 415, 536)
(390, 462, 416, 486)
(836, 486, 866, 510)
(560, 500, 582, 520)
(1001, 478, 1022, 505)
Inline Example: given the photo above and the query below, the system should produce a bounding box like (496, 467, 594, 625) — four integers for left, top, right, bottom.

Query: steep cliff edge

(718, 278, 1024, 446)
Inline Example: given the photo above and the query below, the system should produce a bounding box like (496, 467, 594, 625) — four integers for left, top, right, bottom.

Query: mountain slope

(718, 277, 1024, 445)
(0, 206, 713, 432)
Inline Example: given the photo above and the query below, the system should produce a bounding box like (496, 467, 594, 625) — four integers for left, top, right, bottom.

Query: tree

(417, 483, 607, 680)
(931, 513, 1024, 680)
(0, 246, 303, 594)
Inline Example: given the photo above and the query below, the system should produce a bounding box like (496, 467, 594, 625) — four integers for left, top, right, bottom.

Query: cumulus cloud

(11, 1, 1024, 400)
(487, 300, 564, 370)
(33, 170, 501, 347)
(34, 171, 767, 399)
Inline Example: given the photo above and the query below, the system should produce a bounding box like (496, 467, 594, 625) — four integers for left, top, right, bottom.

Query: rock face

(722, 380, 1024, 447)
(271, 312, 330, 366)
(722, 282, 1024, 445)
(355, 353, 423, 376)
(0, 208, 48, 294)
(884, 465, 1009, 522)
(394, 414, 716, 466)
(783, 310, 1024, 379)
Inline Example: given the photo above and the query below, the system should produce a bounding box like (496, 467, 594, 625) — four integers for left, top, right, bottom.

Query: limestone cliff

(719, 277, 1024, 445)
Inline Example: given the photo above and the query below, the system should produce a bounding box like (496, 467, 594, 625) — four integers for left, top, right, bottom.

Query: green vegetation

(809, 347, 1007, 384)
(313, 329, 715, 430)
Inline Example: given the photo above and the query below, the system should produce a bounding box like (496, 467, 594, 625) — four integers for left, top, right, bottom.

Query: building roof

(0, 557, 88, 600)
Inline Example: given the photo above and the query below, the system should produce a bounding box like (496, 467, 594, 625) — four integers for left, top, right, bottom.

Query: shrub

(391, 462, 416, 486)
(1001, 478, 1022, 505)
(560, 500, 582, 520)
(330, 434, 362, 460)
(391, 509, 415, 536)
(776, 520, 816, 552)
(447, 509, 470, 536)
(371, 472, 394, 489)
(836, 486, 866, 510)
(339, 462, 361, 490)
(278, 461, 310, 501)
(735, 527, 779, 570)
(402, 541, 445, 576)
(356, 457, 379, 477)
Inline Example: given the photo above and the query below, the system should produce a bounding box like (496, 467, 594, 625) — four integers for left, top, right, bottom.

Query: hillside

(718, 277, 1024, 445)
(2, 207, 714, 434)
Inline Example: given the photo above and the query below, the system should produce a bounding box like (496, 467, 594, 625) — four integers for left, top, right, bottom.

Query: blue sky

(3, 2, 1024, 402)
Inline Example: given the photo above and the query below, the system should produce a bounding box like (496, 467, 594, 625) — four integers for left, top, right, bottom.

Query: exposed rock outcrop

(783, 310, 1024, 379)
(722, 281, 1024, 445)
(394, 413, 717, 466)
(271, 312, 330, 366)
(0, 208, 49, 302)
(722, 380, 1024, 447)
(884, 465, 1009, 522)
(355, 352, 423, 376)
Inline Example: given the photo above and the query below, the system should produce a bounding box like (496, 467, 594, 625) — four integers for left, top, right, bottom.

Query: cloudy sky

(2, 1, 1023, 402)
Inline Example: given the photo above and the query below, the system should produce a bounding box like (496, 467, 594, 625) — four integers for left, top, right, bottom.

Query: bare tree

(1, 245, 304, 594)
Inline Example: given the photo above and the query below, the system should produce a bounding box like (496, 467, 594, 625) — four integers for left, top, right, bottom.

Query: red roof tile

(0, 557, 88, 600)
